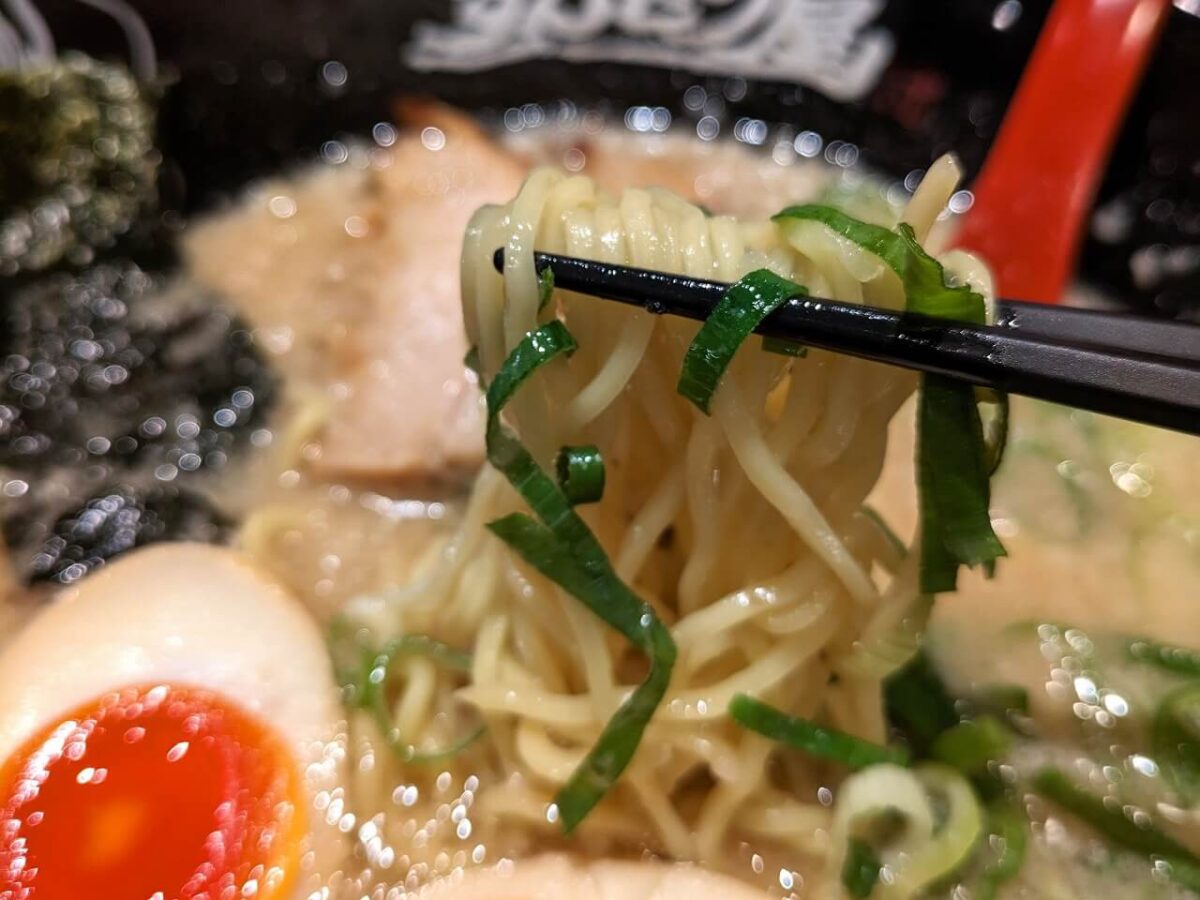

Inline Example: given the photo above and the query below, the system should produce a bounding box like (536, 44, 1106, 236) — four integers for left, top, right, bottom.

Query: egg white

(0, 541, 348, 895)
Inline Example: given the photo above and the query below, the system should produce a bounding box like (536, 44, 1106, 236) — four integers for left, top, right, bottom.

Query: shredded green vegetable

(677, 268, 807, 413)
(327, 614, 371, 702)
(860, 505, 908, 561)
(1165, 858, 1200, 894)
(973, 684, 1030, 718)
(488, 514, 676, 829)
(484, 320, 576, 422)
(773, 208, 984, 320)
(1152, 683, 1200, 806)
(773, 206, 1005, 594)
(336, 630, 485, 764)
(555, 444, 606, 505)
(975, 801, 1028, 900)
(1011, 439, 1094, 542)
(1032, 768, 1200, 871)
(730, 694, 909, 770)
(1128, 638, 1200, 678)
(842, 838, 882, 898)
(761, 335, 808, 357)
(978, 389, 1010, 476)
(374, 633, 473, 671)
(483, 321, 676, 833)
(537, 267, 555, 311)
(884, 649, 960, 756)
(896, 764, 985, 898)
(931, 716, 1012, 776)
(917, 375, 1006, 592)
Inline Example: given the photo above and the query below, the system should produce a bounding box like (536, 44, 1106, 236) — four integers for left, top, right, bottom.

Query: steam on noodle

(336, 156, 994, 892)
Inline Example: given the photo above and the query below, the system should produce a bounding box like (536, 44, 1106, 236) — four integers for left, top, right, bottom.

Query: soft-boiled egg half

(0, 543, 344, 899)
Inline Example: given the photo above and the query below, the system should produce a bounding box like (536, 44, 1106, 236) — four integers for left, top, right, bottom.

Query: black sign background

(35, 0, 1200, 319)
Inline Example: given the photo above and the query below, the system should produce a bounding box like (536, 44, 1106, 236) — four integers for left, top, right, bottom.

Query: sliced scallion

(884, 650, 959, 756)
(972, 684, 1030, 718)
(374, 633, 473, 671)
(355, 634, 484, 764)
(930, 715, 1012, 776)
(918, 374, 1006, 592)
(860, 505, 908, 561)
(327, 614, 372, 703)
(761, 335, 807, 358)
(729, 693, 909, 770)
(484, 320, 576, 417)
(555, 444, 606, 505)
(978, 388, 1009, 476)
(488, 514, 675, 829)
(773, 206, 1006, 594)
(484, 322, 676, 833)
(1151, 683, 1200, 805)
(975, 801, 1028, 900)
(538, 267, 555, 311)
(1128, 638, 1200, 678)
(1165, 858, 1200, 894)
(774, 208, 985, 320)
(894, 764, 984, 897)
(677, 268, 807, 413)
(1032, 768, 1200, 864)
(842, 838, 882, 898)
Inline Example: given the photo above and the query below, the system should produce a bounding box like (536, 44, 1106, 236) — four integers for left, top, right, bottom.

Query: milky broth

(4, 107, 1196, 897)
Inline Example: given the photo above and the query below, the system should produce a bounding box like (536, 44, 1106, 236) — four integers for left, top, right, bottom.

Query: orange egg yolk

(0, 684, 304, 899)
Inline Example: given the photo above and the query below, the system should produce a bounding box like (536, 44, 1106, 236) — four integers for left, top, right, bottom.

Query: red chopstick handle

(953, 0, 1170, 304)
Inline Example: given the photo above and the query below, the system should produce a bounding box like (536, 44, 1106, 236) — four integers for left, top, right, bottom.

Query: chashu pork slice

(186, 101, 525, 482)
(315, 102, 524, 480)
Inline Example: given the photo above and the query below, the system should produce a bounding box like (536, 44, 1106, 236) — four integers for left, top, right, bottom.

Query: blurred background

(11, 0, 1198, 320)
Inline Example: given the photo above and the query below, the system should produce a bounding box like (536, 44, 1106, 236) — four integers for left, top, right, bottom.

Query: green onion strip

(555, 444, 606, 505)
(975, 801, 1028, 900)
(1033, 767, 1200, 892)
(730, 693, 909, 770)
(773, 206, 1006, 594)
(773, 207, 987, 319)
(677, 268, 808, 413)
(762, 335, 808, 358)
(884, 649, 960, 757)
(1128, 638, 1200, 678)
(978, 389, 1010, 476)
(483, 320, 677, 833)
(930, 716, 1012, 776)
(537, 267, 555, 311)
(362, 635, 485, 763)
(842, 838, 883, 898)
(1152, 683, 1200, 806)
(328, 623, 486, 766)
(860, 504, 908, 563)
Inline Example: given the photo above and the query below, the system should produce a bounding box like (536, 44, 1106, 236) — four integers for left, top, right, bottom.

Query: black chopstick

(993, 300, 1200, 363)
(492, 249, 1200, 436)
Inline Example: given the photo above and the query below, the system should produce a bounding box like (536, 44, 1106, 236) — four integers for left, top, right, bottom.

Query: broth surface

(3, 110, 1197, 899)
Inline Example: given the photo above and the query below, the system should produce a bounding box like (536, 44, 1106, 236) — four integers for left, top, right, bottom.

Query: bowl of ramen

(1, 2, 1198, 898)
